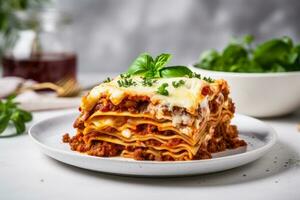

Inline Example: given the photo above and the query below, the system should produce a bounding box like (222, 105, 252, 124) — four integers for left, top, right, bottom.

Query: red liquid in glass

(2, 53, 77, 83)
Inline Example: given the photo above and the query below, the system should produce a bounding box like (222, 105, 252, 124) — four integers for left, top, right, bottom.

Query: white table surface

(1, 74, 300, 200)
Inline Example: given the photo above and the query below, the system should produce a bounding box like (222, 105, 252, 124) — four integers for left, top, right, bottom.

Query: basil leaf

(253, 39, 290, 67)
(11, 112, 25, 134)
(127, 53, 154, 75)
(17, 109, 33, 122)
(282, 36, 293, 48)
(269, 63, 286, 72)
(12, 119, 26, 134)
(195, 35, 300, 73)
(160, 66, 193, 78)
(196, 49, 220, 70)
(154, 53, 172, 74)
(222, 44, 248, 66)
(0, 96, 32, 135)
(243, 34, 254, 45)
(0, 113, 10, 133)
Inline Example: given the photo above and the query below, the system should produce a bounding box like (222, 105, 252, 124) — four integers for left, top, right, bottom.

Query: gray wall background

(54, 0, 300, 73)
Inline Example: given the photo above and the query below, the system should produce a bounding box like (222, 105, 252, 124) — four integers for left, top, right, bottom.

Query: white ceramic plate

(29, 112, 277, 177)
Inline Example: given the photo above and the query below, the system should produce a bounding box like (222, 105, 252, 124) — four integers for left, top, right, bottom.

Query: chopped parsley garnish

(190, 72, 214, 83)
(103, 77, 112, 83)
(117, 79, 137, 88)
(120, 73, 131, 79)
(172, 80, 185, 88)
(141, 77, 157, 87)
(156, 83, 169, 96)
(190, 72, 201, 79)
(117, 73, 137, 87)
(203, 76, 214, 83)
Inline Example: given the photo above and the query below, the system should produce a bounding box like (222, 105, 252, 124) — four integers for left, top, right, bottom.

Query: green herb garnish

(103, 77, 112, 83)
(117, 73, 137, 87)
(202, 77, 214, 83)
(120, 73, 131, 79)
(127, 53, 192, 78)
(195, 35, 300, 72)
(0, 95, 32, 135)
(117, 79, 137, 88)
(189, 72, 214, 83)
(190, 72, 201, 79)
(172, 80, 185, 88)
(141, 77, 157, 87)
(117, 78, 137, 88)
(156, 83, 169, 96)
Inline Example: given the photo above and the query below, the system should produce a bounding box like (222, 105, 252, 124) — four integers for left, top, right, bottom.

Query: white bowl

(190, 66, 300, 117)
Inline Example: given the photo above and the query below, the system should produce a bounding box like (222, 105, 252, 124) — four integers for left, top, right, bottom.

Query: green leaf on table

(0, 96, 32, 135)
(17, 109, 33, 122)
(0, 114, 10, 133)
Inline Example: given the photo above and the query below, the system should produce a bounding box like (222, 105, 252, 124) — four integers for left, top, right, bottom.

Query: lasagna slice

(63, 75, 246, 161)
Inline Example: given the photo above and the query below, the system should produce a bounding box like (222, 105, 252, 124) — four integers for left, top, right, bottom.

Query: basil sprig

(127, 53, 193, 78)
(0, 95, 32, 135)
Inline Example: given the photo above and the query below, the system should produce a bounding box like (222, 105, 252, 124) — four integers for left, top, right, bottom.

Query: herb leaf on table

(0, 96, 32, 135)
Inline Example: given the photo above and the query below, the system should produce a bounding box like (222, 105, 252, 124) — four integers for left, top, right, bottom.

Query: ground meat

(88, 141, 124, 157)
(194, 148, 212, 160)
(73, 118, 85, 129)
(133, 148, 144, 160)
(62, 133, 70, 143)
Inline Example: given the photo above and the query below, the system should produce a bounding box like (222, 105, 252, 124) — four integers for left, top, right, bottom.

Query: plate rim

(28, 112, 277, 165)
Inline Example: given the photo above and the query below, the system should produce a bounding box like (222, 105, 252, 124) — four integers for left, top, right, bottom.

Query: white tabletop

(1, 74, 300, 200)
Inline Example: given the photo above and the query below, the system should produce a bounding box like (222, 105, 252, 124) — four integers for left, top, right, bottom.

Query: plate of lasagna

(29, 53, 277, 176)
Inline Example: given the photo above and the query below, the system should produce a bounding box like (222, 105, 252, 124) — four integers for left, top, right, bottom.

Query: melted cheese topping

(81, 76, 210, 114)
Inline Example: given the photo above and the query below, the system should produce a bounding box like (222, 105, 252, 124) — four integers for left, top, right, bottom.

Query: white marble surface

(1, 74, 300, 200)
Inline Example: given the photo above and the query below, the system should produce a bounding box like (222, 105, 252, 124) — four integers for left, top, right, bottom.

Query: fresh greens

(172, 80, 185, 88)
(160, 66, 193, 78)
(188, 72, 215, 83)
(195, 35, 300, 72)
(0, 95, 32, 135)
(127, 53, 192, 78)
(123, 52, 215, 90)
(103, 77, 112, 83)
(117, 79, 137, 88)
(156, 83, 169, 96)
(117, 74, 137, 88)
(141, 77, 157, 87)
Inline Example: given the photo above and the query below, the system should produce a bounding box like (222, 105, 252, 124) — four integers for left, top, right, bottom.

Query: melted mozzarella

(82, 76, 209, 114)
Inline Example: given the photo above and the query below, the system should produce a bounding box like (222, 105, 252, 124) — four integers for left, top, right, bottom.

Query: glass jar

(1, 9, 77, 83)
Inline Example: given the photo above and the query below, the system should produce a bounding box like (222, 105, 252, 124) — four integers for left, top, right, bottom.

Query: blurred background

(2, 0, 300, 73)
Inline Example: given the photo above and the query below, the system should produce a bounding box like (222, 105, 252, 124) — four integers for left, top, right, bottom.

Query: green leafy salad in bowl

(194, 35, 300, 73)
